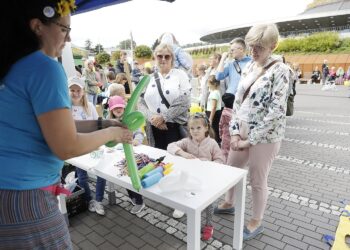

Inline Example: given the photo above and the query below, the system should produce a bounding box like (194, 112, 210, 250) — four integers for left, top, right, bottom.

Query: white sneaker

(95, 201, 105, 216)
(130, 203, 145, 214)
(88, 200, 96, 212)
(172, 209, 185, 219)
(130, 198, 136, 206)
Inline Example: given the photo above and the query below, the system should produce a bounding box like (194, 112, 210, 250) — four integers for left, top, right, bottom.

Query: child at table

(69, 76, 107, 216)
(167, 112, 225, 241)
(108, 96, 145, 214)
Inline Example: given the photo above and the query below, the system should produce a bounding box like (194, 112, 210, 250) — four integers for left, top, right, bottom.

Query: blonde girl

(167, 113, 225, 240)
(69, 77, 107, 216)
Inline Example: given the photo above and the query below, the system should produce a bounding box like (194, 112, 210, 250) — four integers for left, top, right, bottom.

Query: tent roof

(74, 0, 174, 15)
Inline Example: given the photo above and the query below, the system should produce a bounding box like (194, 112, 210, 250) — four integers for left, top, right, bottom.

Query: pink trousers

(225, 142, 281, 220)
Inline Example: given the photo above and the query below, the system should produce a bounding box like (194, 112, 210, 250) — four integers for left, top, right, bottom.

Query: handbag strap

(233, 60, 242, 75)
(154, 72, 170, 108)
(242, 60, 278, 102)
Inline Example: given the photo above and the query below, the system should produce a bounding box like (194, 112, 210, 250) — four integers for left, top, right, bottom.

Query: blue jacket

(216, 56, 251, 95)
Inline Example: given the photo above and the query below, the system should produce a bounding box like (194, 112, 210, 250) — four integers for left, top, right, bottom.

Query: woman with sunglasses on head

(214, 24, 291, 241)
(139, 43, 191, 150)
(0, 1, 133, 249)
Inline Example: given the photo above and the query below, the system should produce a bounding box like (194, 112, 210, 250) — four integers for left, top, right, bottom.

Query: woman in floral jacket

(214, 23, 291, 241)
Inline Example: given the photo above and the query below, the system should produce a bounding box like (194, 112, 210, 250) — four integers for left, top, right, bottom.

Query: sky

(70, 0, 314, 49)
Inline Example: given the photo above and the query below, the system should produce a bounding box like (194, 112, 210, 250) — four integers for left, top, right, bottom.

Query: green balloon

(108, 75, 151, 191)
(123, 111, 145, 131)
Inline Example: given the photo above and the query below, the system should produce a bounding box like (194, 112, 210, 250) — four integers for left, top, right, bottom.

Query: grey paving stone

(97, 241, 117, 250)
(290, 212, 312, 223)
(156, 242, 177, 250)
(270, 212, 293, 223)
(260, 235, 286, 249)
(269, 206, 290, 216)
(296, 227, 322, 240)
(139, 244, 159, 250)
(86, 231, 105, 246)
(125, 234, 146, 248)
(283, 245, 301, 250)
(115, 216, 131, 228)
(292, 219, 317, 231)
(110, 224, 130, 238)
(284, 206, 306, 216)
(75, 223, 93, 236)
(78, 240, 98, 250)
(104, 233, 124, 247)
(99, 217, 117, 229)
(245, 238, 266, 250)
(118, 242, 138, 250)
(146, 225, 167, 238)
(81, 216, 98, 227)
(72, 242, 80, 250)
(140, 233, 163, 247)
(263, 228, 283, 241)
(161, 234, 185, 249)
(70, 230, 86, 244)
(278, 227, 303, 241)
(311, 219, 336, 231)
(302, 236, 329, 250)
(282, 235, 308, 249)
(127, 223, 145, 237)
(305, 212, 329, 223)
(263, 245, 280, 250)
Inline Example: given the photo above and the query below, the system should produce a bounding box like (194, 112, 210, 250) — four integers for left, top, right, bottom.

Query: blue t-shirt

(0, 51, 70, 190)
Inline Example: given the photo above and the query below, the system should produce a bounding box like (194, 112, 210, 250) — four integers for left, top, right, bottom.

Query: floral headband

(43, 0, 76, 18)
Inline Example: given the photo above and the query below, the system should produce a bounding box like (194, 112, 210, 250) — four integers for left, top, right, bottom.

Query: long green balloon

(106, 75, 150, 191)
(123, 75, 150, 191)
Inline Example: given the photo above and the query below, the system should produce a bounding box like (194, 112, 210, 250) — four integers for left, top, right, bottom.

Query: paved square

(69, 84, 350, 249)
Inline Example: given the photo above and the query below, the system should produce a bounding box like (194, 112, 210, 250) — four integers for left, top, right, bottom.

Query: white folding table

(66, 145, 247, 250)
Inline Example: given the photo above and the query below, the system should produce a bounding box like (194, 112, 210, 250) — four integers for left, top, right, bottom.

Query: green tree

(119, 39, 136, 50)
(85, 39, 92, 51)
(111, 50, 121, 62)
(94, 43, 104, 54)
(95, 52, 110, 65)
(134, 45, 152, 58)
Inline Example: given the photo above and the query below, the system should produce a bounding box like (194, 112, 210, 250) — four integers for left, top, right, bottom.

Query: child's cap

(108, 96, 126, 110)
(68, 76, 85, 89)
(222, 93, 235, 108)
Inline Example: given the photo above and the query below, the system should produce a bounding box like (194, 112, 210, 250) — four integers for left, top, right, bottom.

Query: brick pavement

(69, 84, 350, 249)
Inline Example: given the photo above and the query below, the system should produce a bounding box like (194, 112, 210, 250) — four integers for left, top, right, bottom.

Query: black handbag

(286, 95, 294, 116)
(154, 72, 187, 138)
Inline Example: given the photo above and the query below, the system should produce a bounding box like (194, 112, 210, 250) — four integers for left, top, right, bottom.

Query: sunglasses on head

(156, 54, 171, 60)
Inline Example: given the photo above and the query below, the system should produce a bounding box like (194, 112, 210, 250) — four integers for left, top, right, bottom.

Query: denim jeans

(76, 168, 106, 202)
(87, 94, 97, 106)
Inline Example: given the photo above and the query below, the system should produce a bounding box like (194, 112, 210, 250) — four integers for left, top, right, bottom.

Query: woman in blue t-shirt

(0, 1, 133, 249)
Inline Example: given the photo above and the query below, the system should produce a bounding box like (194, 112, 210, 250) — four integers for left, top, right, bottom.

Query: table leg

(106, 181, 116, 205)
(233, 176, 246, 250)
(187, 210, 201, 250)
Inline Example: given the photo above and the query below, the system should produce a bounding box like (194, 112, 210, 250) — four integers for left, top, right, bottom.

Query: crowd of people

(0, 0, 296, 248)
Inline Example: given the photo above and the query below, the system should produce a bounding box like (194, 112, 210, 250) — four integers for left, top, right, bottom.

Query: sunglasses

(156, 54, 171, 60)
(52, 21, 71, 39)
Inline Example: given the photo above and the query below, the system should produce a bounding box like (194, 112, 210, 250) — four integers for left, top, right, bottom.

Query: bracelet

(97, 117, 103, 130)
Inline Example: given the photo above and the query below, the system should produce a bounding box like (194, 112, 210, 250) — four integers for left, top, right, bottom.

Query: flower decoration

(56, 0, 76, 17)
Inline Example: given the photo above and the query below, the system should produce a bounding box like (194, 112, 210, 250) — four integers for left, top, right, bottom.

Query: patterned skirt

(0, 189, 72, 250)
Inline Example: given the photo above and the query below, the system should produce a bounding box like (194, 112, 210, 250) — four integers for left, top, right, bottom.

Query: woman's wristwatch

(97, 117, 103, 130)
